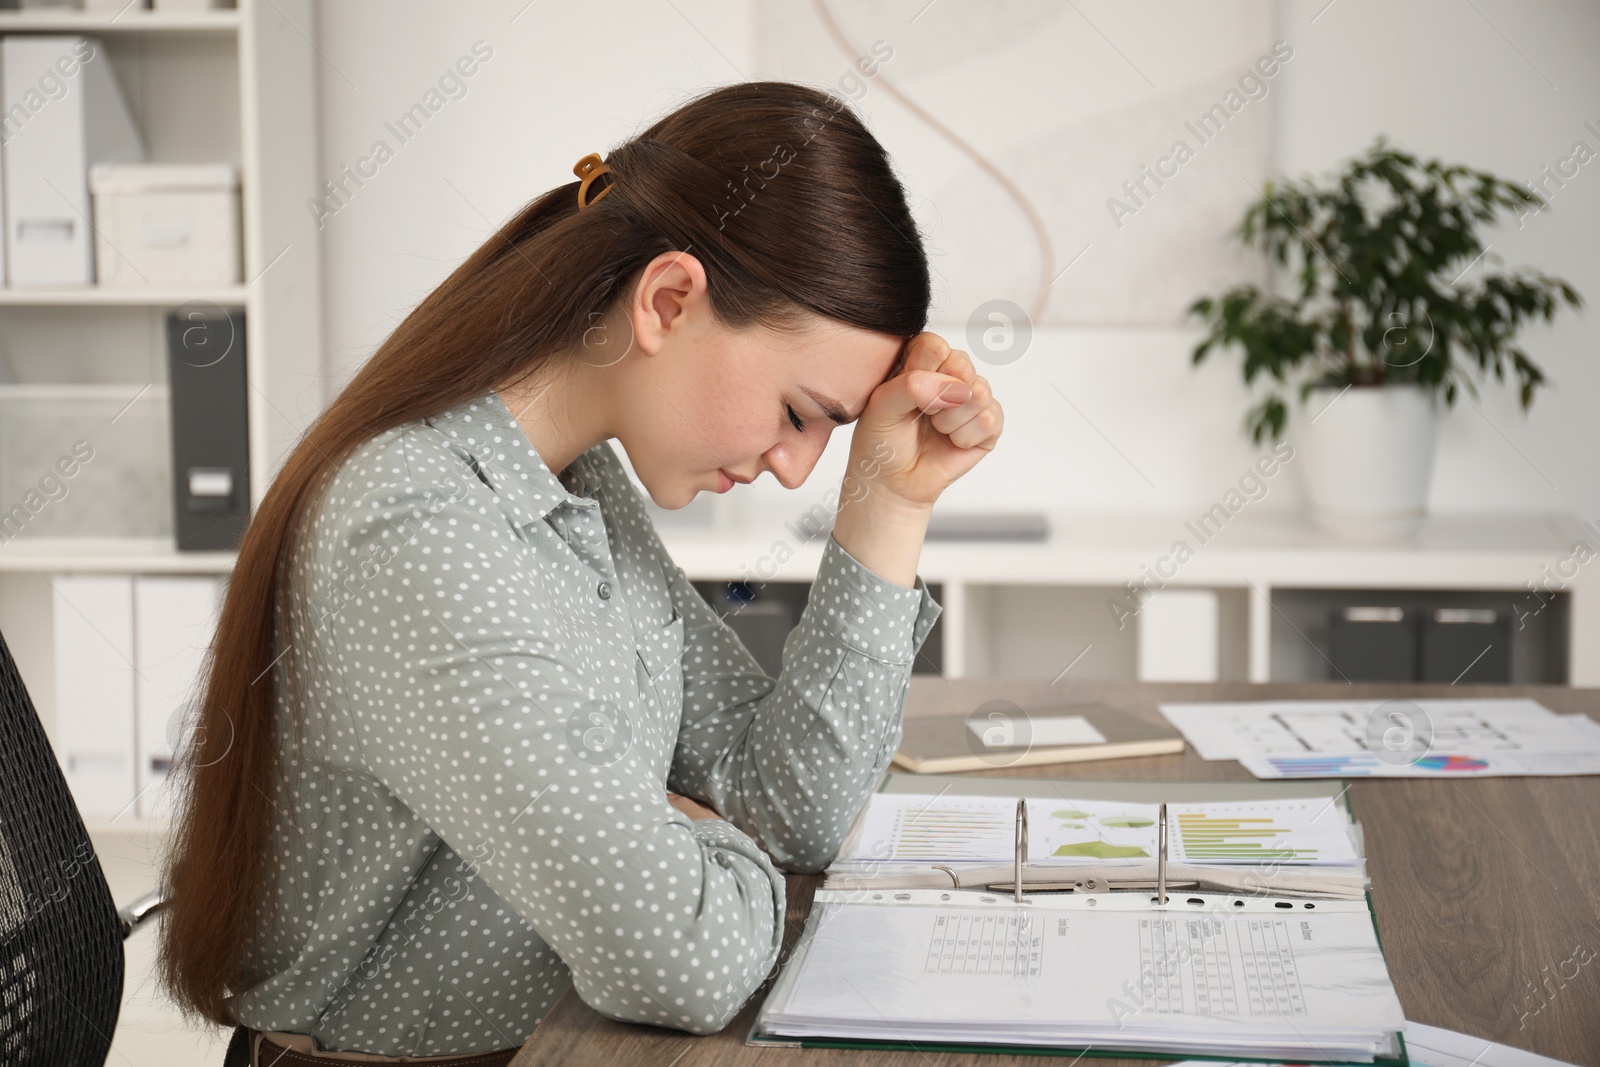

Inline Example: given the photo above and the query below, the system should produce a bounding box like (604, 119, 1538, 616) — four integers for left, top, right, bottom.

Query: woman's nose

(762, 433, 830, 490)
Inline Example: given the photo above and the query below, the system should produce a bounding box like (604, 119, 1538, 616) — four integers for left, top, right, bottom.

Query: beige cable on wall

(811, 0, 1057, 324)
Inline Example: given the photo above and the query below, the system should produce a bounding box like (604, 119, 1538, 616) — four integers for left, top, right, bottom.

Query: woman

(158, 80, 1003, 1064)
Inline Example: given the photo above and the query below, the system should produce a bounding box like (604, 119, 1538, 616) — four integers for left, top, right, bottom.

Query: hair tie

(573, 152, 615, 210)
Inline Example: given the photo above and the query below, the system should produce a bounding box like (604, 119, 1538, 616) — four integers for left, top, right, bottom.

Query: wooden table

(514, 679, 1600, 1066)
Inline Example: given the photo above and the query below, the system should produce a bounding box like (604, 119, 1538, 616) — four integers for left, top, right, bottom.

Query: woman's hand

(829, 332, 1004, 588)
(844, 331, 1003, 511)
(667, 792, 723, 822)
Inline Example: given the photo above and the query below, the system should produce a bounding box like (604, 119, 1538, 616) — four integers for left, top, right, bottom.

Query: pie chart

(1413, 754, 1490, 772)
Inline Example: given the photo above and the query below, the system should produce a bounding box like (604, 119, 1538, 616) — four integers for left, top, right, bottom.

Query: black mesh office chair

(0, 627, 164, 1066)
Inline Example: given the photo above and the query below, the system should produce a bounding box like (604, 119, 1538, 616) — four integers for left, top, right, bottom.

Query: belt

(228, 1025, 521, 1067)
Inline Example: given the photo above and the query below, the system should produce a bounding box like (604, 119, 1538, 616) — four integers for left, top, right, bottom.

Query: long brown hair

(156, 79, 931, 1026)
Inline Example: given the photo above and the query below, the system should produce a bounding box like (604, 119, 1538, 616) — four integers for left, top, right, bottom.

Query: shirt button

(597, 581, 612, 600)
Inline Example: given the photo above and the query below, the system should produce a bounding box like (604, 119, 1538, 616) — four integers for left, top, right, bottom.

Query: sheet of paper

(1399, 1022, 1581, 1067)
(1160, 1020, 1581, 1067)
(759, 890, 1405, 1059)
(1239, 748, 1600, 779)
(1558, 712, 1600, 744)
(968, 713, 1107, 748)
(1159, 699, 1600, 778)
(841, 792, 1361, 866)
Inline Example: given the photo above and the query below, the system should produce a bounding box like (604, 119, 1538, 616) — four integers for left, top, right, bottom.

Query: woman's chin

(643, 482, 698, 511)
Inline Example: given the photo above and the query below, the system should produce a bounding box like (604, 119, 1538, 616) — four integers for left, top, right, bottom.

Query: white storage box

(89, 163, 240, 287)
(0, 384, 172, 540)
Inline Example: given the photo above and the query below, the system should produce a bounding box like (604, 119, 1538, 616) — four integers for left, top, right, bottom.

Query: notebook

(893, 703, 1185, 773)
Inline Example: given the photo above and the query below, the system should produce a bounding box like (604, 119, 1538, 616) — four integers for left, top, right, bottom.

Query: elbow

(764, 832, 843, 875)
(771, 847, 833, 876)
(574, 917, 782, 1035)
(746, 809, 855, 874)
(676, 989, 748, 1035)
(588, 968, 766, 1036)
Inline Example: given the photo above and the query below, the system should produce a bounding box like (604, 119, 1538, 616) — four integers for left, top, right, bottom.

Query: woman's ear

(632, 251, 709, 355)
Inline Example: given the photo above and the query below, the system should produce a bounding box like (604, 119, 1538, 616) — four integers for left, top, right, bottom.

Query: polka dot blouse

(227, 389, 943, 1056)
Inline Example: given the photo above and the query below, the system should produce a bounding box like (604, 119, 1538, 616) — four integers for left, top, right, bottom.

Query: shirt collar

(422, 388, 603, 528)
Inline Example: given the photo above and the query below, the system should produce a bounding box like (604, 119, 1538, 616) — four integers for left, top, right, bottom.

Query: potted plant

(1187, 135, 1583, 540)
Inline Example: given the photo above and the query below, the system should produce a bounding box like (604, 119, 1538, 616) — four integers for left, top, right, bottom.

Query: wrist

(837, 473, 934, 523)
(834, 488, 931, 537)
(831, 484, 931, 589)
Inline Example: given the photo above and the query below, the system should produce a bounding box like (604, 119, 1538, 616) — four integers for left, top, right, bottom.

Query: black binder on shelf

(166, 307, 249, 552)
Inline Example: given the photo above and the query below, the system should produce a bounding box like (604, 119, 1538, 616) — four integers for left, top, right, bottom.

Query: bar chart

(1173, 811, 1321, 862)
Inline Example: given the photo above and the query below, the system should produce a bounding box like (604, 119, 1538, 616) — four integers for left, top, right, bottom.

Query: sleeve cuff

(691, 816, 786, 953)
(805, 534, 943, 665)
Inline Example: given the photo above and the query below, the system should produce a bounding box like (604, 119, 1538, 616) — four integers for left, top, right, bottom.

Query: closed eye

(786, 403, 806, 433)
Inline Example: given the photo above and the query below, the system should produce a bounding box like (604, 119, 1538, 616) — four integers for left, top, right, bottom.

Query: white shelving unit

(0, 9, 240, 33)
(660, 509, 1598, 686)
(0, 285, 248, 305)
(0, 0, 321, 747)
(1, 6, 321, 1060)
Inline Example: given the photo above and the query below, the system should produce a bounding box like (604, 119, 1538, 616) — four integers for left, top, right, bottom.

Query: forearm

(674, 532, 942, 872)
(829, 478, 931, 589)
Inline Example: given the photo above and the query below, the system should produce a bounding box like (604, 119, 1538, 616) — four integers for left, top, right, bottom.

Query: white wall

(1274, 0, 1600, 520)
(310, 0, 752, 386)
(309, 0, 1600, 525)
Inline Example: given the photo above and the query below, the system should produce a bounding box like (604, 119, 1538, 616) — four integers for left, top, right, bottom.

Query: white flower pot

(1293, 384, 1439, 542)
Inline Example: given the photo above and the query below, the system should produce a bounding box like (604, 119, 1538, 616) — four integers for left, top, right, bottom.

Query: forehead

(753, 318, 905, 394)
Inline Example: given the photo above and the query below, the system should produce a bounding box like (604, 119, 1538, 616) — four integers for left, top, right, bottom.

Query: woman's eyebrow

(800, 341, 910, 425)
(799, 386, 855, 425)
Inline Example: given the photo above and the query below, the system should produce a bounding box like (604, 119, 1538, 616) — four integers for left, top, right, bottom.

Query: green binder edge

(743, 1031, 1407, 1066)
(747, 776, 1407, 1066)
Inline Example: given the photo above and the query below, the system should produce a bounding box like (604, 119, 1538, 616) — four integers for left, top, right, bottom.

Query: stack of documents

(752, 889, 1406, 1062)
(1159, 698, 1600, 778)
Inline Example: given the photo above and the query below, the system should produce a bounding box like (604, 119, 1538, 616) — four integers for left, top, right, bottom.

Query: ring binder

(999, 798, 1183, 900)
(846, 774, 1367, 898)
(751, 886, 1409, 1062)
(763, 774, 1404, 1061)
(1013, 798, 1025, 903)
(1158, 801, 1167, 905)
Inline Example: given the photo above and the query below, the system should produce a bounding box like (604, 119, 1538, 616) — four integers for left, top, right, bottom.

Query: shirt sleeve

(308, 460, 785, 1035)
(662, 531, 943, 874)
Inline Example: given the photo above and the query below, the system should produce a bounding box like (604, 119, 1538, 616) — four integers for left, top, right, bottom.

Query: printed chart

(873, 796, 1015, 861)
(1137, 916, 1307, 1018)
(1037, 800, 1155, 860)
(1173, 810, 1324, 862)
(845, 793, 1361, 867)
(1160, 698, 1600, 778)
(1259, 752, 1489, 777)
(923, 911, 1043, 977)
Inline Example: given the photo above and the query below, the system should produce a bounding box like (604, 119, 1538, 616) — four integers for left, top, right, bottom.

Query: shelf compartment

(0, 383, 172, 542)
(0, 286, 247, 306)
(0, 537, 233, 572)
(0, 10, 240, 35)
